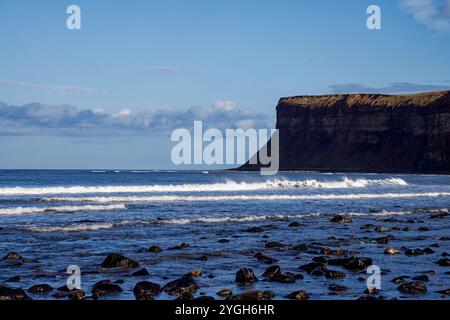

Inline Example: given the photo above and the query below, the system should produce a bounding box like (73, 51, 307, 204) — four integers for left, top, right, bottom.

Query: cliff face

(240, 90, 450, 173)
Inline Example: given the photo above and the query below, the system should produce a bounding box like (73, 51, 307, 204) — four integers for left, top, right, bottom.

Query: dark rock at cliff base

(285, 290, 310, 300)
(330, 215, 352, 223)
(92, 280, 123, 297)
(436, 259, 450, 266)
(133, 281, 161, 300)
(235, 267, 258, 284)
(28, 284, 53, 294)
(0, 285, 31, 300)
(100, 253, 139, 270)
(397, 281, 427, 295)
(162, 276, 198, 296)
(238, 91, 450, 174)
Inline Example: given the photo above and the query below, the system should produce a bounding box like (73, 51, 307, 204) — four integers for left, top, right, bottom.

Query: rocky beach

(0, 171, 449, 300)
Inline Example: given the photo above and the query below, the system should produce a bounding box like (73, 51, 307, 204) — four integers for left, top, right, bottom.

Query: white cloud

(399, 0, 450, 31)
(0, 101, 273, 136)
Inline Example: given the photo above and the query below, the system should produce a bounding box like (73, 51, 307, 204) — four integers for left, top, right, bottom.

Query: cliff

(239, 90, 450, 174)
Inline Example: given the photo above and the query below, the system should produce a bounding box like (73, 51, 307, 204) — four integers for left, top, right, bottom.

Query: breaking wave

(23, 222, 117, 232)
(0, 204, 126, 216)
(0, 177, 408, 196)
(39, 192, 450, 203)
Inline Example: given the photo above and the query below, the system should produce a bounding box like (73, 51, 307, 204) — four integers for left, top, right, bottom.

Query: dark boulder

(262, 265, 281, 278)
(244, 227, 264, 233)
(325, 270, 347, 279)
(330, 215, 352, 223)
(0, 285, 31, 300)
(28, 284, 53, 294)
(148, 246, 162, 253)
(132, 268, 150, 277)
(436, 259, 450, 266)
(2, 252, 23, 261)
(133, 281, 161, 300)
(269, 272, 297, 283)
(216, 289, 233, 297)
(329, 284, 348, 292)
(229, 290, 274, 300)
(265, 242, 287, 249)
(162, 276, 198, 296)
(397, 281, 427, 295)
(100, 253, 139, 270)
(254, 252, 277, 264)
(285, 290, 310, 300)
(92, 280, 123, 297)
(235, 267, 258, 284)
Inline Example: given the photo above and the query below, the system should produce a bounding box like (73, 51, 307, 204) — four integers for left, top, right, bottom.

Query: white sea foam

(0, 204, 126, 216)
(40, 192, 450, 203)
(24, 222, 117, 232)
(149, 209, 425, 225)
(0, 178, 408, 196)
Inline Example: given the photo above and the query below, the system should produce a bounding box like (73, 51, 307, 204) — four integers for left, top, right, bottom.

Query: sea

(0, 170, 449, 300)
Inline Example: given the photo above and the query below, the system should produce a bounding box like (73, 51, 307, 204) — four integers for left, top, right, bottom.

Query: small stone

(397, 281, 427, 295)
(436, 259, 450, 266)
(244, 227, 264, 233)
(265, 242, 287, 249)
(199, 256, 208, 261)
(325, 270, 346, 279)
(217, 289, 233, 297)
(217, 239, 230, 243)
(329, 284, 347, 292)
(2, 252, 23, 261)
(285, 290, 309, 300)
(435, 289, 450, 295)
(148, 246, 162, 253)
(375, 226, 391, 233)
(162, 276, 198, 296)
(330, 215, 352, 223)
(229, 290, 274, 300)
(28, 284, 53, 294)
(391, 276, 409, 284)
(132, 268, 150, 277)
(0, 285, 31, 300)
(188, 270, 202, 277)
(68, 290, 86, 300)
(254, 252, 277, 264)
(100, 253, 139, 270)
(288, 222, 301, 227)
(92, 280, 123, 297)
(269, 272, 297, 283)
(412, 275, 429, 281)
(262, 265, 281, 278)
(384, 248, 401, 255)
(293, 243, 308, 251)
(133, 281, 161, 300)
(235, 267, 258, 284)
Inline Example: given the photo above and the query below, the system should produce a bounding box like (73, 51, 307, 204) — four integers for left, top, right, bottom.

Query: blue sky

(1, 0, 450, 169)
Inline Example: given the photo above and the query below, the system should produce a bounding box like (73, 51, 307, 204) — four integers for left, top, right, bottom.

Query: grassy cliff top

(278, 90, 450, 108)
